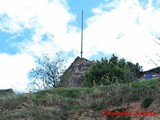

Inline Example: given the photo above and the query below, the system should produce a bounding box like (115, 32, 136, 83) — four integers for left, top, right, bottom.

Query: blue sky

(0, 0, 160, 92)
(67, 0, 102, 27)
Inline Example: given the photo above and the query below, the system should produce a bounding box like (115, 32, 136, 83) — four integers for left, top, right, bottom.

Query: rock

(58, 56, 95, 87)
(16, 102, 29, 110)
(0, 89, 15, 96)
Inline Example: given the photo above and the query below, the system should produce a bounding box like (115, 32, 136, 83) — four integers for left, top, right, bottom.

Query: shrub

(141, 96, 154, 108)
(83, 54, 142, 87)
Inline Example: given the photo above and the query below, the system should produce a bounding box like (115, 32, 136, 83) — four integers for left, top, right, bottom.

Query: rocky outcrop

(59, 56, 95, 87)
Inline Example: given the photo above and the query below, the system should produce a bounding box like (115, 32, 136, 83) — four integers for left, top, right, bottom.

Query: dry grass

(0, 78, 159, 120)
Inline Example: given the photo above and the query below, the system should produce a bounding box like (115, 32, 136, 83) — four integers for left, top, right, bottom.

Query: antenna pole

(81, 10, 83, 58)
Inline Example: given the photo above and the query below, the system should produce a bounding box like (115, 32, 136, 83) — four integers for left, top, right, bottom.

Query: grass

(0, 78, 159, 120)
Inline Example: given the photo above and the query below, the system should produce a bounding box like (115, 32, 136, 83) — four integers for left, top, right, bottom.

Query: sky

(0, 0, 160, 92)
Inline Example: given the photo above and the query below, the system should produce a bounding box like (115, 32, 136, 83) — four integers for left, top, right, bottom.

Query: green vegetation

(0, 78, 159, 120)
(141, 96, 154, 108)
(83, 54, 142, 87)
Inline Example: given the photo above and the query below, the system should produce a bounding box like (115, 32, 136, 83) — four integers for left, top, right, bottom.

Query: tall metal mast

(80, 10, 83, 58)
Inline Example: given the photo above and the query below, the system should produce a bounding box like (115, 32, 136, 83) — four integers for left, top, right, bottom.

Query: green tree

(28, 52, 65, 91)
(126, 62, 142, 79)
(83, 54, 142, 87)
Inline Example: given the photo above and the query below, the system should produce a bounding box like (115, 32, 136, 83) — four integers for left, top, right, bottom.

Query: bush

(141, 96, 154, 108)
(83, 54, 142, 87)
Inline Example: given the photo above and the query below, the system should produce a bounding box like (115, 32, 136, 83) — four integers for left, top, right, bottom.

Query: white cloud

(4, 0, 80, 55)
(0, 0, 80, 92)
(84, 0, 160, 70)
(0, 54, 35, 92)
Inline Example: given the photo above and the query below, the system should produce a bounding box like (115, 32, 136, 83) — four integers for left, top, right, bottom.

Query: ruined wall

(58, 56, 95, 87)
(0, 89, 15, 96)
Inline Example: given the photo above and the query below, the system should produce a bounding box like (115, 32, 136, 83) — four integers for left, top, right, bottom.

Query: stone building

(0, 89, 15, 96)
(58, 56, 95, 87)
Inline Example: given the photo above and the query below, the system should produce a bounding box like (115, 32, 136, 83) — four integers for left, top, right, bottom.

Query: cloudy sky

(0, 0, 160, 92)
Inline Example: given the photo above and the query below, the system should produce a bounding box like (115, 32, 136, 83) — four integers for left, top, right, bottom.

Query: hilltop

(0, 78, 159, 120)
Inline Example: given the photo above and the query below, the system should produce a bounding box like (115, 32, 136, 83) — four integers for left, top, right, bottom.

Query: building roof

(141, 67, 160, 74)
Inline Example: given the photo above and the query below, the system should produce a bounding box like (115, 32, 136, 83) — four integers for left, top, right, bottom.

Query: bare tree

(28, 52, 66, 91)
(145, 37, 160, 68)
(154, 37, 160, 45)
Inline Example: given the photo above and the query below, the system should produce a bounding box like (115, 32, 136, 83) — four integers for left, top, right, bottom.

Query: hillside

(0, 78, 159, 120)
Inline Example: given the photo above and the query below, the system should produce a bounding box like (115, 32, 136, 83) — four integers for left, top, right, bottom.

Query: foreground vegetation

(0, 78, 159, 120)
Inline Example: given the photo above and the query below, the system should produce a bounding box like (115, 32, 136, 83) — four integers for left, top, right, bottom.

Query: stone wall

(58, 56, 95, 87)
(0, 89, 15, 96)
